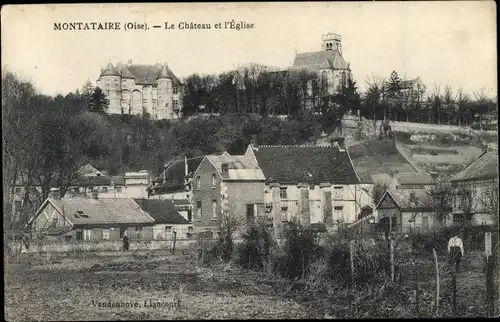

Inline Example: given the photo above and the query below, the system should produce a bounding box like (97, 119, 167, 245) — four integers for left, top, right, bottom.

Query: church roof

(292, 49, 350, 71)
(100, 63, 120, 77)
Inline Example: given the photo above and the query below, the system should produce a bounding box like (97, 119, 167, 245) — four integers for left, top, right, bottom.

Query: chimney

(250, 135, 258, 147)
(50, 187, 61, 200)
(221, 163, 229, 179)
(91, 188, 98, 200)
(185, 156, 189, 177)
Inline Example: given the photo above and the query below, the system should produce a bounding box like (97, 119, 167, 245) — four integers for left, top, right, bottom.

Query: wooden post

(433, 248, 440, 316)
(350, 240, 355, 288)
(390, 236, 395, 283)
(415, 268, 420, 316)
(485, 232, 494, 317)
(172, 231, 177, 254)
(452, 272, 457, 316)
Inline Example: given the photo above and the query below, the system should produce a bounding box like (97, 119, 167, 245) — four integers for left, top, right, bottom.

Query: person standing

(122, 232, 130, 251)
(447, 229, 464, 272)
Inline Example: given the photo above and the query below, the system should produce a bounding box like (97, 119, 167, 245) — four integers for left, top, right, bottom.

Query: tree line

(182, 65, 497, 128)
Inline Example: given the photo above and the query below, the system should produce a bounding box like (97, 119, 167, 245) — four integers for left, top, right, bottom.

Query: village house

(134, 199, 194, 240)
(450, 149, 498, 227)
(26, 188, 155, 241)
(244, 137, 373, 235)
(147, 156, 205, 202)
(375, 189, 439, 234)
(190, 152, 266, 238)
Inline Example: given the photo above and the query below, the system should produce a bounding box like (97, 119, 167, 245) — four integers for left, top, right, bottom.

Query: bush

(237, 220, 274, 270)
(277, 221, 321, 279)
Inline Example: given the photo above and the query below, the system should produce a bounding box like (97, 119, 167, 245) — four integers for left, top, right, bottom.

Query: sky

(1, 2, 497, 98)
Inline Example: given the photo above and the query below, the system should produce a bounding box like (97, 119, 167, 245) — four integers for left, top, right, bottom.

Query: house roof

(151, 156, 204, 193)
(47, 197, 154, 226)
(252, 145, 359, 184)
(206, 154, 265, 181)
(376, 189, 433, 212)
(77, 164, 103, 176)
(134, 199, 190, 225)
(451, 150, 498, 182)
(292, 49, 350, 71)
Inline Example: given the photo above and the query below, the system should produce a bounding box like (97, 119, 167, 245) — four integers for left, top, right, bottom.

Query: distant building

(96, 61, 183, 120)
(381, 77, 427, 103)
(26, 189, 155, 241)
(291, 32, 353, 96)
(450, 150, 498, 226)
(190, 153, 266, 238)
(245, 137, 372, 236)
(375, 189, 440, 234)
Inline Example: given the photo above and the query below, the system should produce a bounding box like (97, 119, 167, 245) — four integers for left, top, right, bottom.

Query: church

(96, 61, 183, 120)
(291, 32, 354, 97)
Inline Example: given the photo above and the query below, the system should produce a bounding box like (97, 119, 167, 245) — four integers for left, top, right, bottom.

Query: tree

(372, 181, 389, 206)
(442, 85, 455, 125)
(425, 182, 454, 229)
(455, 88, 469, 126)
(453, 185, 476, 231)
(88, 87, 109, 114)
(81, 79, 94, 107)
(430, 84, 442, 124)
(386, 71, 403, 120)
(218, 212, 245, 262)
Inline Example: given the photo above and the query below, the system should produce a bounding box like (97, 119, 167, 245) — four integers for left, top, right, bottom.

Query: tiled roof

(134, 199, 190, 225)
(100, 63, 120, 77)
(50, 198, 154, 226)
(451, 151, 498, 182)
(292, 50, 350, 71)
(152, 156, 204, 192)
(206, 154, 265, 181)
(252, 145, 359, 184)
(380, 189, 433, 212)
(122, 64, 182, 85)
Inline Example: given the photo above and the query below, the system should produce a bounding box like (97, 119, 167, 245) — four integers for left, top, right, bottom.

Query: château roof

(100, 63, 120, 77)
(100, 63, 182, 85)
(292, 49, 350, 71)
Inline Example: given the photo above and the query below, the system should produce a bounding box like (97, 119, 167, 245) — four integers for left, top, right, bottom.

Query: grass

(5, 248, 496, 320)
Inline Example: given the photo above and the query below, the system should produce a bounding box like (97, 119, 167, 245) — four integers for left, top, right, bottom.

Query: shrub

(277, 220, 321, 279)
(237, 219, 274, 270)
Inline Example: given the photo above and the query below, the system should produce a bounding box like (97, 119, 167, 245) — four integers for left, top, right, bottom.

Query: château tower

(99, 63, 122, 114)
(157, 64, 173, 120)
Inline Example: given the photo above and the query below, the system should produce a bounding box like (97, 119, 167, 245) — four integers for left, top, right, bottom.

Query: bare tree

(443, 85, 454, 125)
(424, 182, 454, 229)
(218, 211, 245, 262)
(455, 88, 469, 126)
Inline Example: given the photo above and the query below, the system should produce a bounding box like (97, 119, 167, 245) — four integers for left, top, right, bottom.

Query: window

(153, 226, 164, 239)
(50, 214, 58, 228)
(197, 176, 201, 189)
(196, 201, 202, 220)
(173, 87, 178, 94)
(334, 186, 343, 199)
(334, 206, 344, 222)
(102, 187, 109, 193)
(211, 174, 216, 188)
(212, 200, 218, 219)
(173, 100, 179, 111)
(422, 216, 429, 232)
(246, 204, 255, 221)
(14, 187, 22, 193)
(281, 206, 288, 221)
(83, 229, 92, 240)
(280, 187, 288, 199)
(102, 229, 110, 240)
(75, 230, 83, 240)
(116, 186, 122, 193)
(165, 226, 172, 238)
(119, 227, 127, 238)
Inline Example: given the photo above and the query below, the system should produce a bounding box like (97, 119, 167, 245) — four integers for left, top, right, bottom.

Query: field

(4, 249, 497, 320)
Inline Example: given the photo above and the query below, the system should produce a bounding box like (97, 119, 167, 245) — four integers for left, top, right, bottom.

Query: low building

(134, 199, 194, 240)
(147, 156, 205, 202)
(26, 189, 155, 241)
(450, 150, 498, 226)
(375, 189, 438, 234)
(191, 152, 266, 238)
(245, 137, 372, 236)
